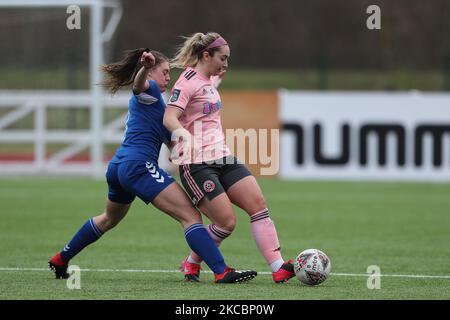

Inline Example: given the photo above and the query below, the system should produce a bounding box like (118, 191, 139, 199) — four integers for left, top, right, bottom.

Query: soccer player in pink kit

(163, 32, 295, 283)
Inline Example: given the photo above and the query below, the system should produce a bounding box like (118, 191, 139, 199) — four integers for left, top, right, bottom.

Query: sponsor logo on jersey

(202, 100, 222, 114)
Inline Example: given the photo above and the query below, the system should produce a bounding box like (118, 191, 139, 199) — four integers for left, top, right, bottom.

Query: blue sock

(184, 223, 226, 274)
(60, 218, 103, 262)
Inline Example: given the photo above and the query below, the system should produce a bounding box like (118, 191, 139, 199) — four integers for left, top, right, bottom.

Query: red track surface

(0, 153, 114, 162)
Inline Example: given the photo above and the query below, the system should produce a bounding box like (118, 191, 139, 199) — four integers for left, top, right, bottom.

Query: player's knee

(98, 213, 122, 231)
(216, 215, 236, 233)
(251, 195, 267, 213)
(104, 218, 120, 230)
(180, 216, 202, 227)
(176, 209, 203, 228)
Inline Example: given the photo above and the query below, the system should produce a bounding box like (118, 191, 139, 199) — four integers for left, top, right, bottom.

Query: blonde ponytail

(170, 32, 222, 69)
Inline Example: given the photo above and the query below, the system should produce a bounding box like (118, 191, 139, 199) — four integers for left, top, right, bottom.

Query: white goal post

(0, 0, 122, 178)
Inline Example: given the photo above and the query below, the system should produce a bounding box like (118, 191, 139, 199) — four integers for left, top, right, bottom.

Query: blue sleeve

(144, 80, 158, 96)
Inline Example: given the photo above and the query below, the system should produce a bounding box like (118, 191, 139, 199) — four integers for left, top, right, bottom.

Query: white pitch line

(330, 272, 450, 279)
(1, 267, 450, 279)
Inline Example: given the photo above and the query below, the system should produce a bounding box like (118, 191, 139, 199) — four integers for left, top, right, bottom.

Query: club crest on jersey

(170, 89, 181, 102)
(203, 180, 216, 193)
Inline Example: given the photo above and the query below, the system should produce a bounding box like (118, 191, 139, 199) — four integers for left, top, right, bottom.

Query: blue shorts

(106, 160, 175, 205)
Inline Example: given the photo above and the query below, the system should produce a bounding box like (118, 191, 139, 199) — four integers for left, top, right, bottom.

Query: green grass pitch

(0, 177, 449, 299)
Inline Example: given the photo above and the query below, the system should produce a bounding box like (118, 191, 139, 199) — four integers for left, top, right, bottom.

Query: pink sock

(188, 224, 232, 264)
(250, 208, 283, 265)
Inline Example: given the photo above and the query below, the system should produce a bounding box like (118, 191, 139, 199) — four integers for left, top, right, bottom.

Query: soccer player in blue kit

(48, 49, 257, 284)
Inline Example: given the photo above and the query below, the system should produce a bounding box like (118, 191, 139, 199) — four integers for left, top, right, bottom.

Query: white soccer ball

(294, 249, 331, 286)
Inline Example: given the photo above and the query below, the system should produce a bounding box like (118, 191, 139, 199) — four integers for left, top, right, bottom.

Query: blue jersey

(111, 80, 171, 164)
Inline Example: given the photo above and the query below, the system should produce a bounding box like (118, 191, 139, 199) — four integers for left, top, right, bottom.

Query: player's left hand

(141, 52, 155, 69)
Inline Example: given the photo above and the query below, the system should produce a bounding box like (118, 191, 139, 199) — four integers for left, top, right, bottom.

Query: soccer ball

(294, 249, 331, 286)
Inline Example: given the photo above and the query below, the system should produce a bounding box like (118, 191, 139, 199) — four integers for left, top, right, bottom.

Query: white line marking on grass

(1, 267, 450, 279)
(330, 272, 450, 279)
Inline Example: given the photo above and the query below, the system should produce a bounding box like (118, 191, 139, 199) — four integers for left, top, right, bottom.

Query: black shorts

(179, 155, 253, 206)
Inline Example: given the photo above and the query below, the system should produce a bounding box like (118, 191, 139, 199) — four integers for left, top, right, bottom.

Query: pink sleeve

(167, 79, 192, 112)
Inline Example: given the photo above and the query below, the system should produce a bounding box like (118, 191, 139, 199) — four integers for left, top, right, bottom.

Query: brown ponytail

(101, 48, 168, 94)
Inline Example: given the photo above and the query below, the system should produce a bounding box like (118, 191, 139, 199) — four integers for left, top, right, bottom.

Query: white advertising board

(280, 91, 450, 181)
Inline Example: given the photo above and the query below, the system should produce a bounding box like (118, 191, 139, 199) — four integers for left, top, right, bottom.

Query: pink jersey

(167, 67, 230, 164)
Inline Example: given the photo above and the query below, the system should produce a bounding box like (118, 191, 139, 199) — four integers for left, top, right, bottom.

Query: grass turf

(0, 177, 449, 300)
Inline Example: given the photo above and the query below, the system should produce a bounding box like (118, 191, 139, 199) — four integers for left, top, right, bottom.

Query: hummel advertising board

(280, 91, 450, 181)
